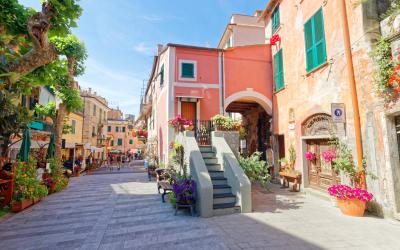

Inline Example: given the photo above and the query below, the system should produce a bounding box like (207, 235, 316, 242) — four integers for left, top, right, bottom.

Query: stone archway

(224, 90, 272, 116)
(302, 113, 336, 137)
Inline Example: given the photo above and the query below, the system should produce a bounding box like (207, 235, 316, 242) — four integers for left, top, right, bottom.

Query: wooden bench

(279, 171, 301, 192)
(155, 168, 174, 203)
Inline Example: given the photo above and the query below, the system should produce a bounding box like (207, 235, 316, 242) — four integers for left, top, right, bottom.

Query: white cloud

(133, 42, 154, 56)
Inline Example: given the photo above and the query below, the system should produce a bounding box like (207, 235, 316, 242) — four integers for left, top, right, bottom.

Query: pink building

(139, 42, 272, 163)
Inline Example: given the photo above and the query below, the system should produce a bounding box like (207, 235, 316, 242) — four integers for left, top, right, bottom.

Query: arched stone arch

(224, 90, 272, 115)
(302, 113, 336, 136)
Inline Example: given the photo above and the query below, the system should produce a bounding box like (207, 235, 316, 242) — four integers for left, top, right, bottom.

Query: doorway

(306, 139, 340, 191)
(181, 101, 196, 122)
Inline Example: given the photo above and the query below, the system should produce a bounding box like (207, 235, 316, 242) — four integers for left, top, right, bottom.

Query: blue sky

(20, 0, 268, 116)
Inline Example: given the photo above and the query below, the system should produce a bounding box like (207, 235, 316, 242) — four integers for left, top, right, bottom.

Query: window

(122, 127, 126, 133)
(93, 105, 96, 116)
(92, 126, 96, 136)
(107, 126, 111, 132)
(160, 64, 164, 86)
(274, 49, 284, 91)
(116, 127, 119, 132)
(129, 139, 133, 145)
(304, 8, 327, 72)
(71, 120, 76, 134)
(179, 61, 196, 80)
(271, 5, 280, 33)
(117, 138, 123, 145)
(110, 140, 114, 146)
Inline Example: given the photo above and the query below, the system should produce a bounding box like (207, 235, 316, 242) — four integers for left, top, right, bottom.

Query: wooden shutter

(181, 63, 194, 78)
(274, 50, 284, 91)
(304, 19, 314, 72)
(118, 138, 122, 145)
(160, 65, 164, 85)
(272, 6, 280, 33)
(313, 9, 327, 67)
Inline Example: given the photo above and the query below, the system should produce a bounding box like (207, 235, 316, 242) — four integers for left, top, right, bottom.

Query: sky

(20, 0, 268, 116)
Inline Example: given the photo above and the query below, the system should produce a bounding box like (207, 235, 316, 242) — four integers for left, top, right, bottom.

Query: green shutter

(129, 139, 133, 144)
(181, 63, 194, 78)
(274, 50, 284, 91)
(107, 126, 111, 132)
(304, 8, 327, 72)
(116, 127, 119, 132)
(122, 127, 126, 132)
(118, 138, 122, 145)
(272, 6, 280, 33)
(160, 65, 164, 86)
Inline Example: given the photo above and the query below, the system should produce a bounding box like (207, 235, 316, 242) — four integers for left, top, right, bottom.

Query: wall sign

(331, 103, 346, 123)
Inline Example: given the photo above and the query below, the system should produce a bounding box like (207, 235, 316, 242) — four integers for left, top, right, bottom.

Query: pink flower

(305, 151, 316, 161)
(327, 184, 373, 202)
(322, 150, 336, 163)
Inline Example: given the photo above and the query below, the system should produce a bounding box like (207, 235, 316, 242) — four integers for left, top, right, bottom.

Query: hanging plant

(270, 34, 281, 46)
(305, 151, 316, 161)
(371, 37, 400, 105)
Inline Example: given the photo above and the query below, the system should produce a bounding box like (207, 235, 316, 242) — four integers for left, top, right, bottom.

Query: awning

(10, 140, 49, 149)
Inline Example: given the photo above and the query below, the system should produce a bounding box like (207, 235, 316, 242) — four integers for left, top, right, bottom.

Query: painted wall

(106, 121, 136, 153)
(62, 112, 83, 144)
(224, 44, 273, 114)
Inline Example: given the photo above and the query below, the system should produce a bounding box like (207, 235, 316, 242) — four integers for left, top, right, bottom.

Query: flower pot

(11, 199, 33, 212)
(337, 198, 366, 217)
(75, 172, 80, 177)
(183, 125, 194, 131)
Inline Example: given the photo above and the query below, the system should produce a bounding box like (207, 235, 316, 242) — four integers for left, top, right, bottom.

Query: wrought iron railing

(194, 120, 214, 146)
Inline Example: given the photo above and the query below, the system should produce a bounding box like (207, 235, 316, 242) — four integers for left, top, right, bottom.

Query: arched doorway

(302, 114, 340, 191)
(225, 97, 272, 160)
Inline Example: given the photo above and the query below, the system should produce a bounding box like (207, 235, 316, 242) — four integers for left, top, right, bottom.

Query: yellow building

(61, 111, 84, 161)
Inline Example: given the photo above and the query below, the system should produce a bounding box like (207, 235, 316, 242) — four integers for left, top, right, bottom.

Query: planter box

(11, 199, 33, 212)
(337, 198, 366, 217)
(279, 171, 301, 192)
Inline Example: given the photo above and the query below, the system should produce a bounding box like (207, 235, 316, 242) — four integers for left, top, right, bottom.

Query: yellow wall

(62, 112, 83, 144)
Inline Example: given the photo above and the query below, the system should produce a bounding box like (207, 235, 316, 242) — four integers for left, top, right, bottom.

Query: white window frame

(178, 60, 197, 81)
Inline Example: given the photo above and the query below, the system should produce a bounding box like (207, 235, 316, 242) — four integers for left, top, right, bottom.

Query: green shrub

(239, 152, 271, 188)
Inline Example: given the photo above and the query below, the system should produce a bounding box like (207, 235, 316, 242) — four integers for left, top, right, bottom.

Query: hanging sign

(331, 103, 346, 123)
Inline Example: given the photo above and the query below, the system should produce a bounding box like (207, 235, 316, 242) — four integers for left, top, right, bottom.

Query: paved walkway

(1, 162, 400, 250)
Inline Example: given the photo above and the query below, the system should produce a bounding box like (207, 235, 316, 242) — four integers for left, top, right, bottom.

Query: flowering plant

(172, 178, 196, 204)
(388, 64, 400, 92)
(270, 34, 281, 45)
(322, 150, 336, 163)
(328, 184, 373, 202)
(304, 151, 316, 161)
(183, 119, 193, 126)
(169, 114, 185, 128)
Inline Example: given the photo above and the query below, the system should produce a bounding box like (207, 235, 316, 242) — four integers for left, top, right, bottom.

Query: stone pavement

(0, 162, 399, 250)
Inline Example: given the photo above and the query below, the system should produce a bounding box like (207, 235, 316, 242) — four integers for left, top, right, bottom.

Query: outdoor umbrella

(47, 133, 56, 159)
(18, 128, 31, 162)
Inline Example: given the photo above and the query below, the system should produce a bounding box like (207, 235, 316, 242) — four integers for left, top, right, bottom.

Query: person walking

(116, 154, 121, 170)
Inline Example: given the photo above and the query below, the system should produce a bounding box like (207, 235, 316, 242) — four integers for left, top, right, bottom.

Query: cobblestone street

(1, 163, 400, 250)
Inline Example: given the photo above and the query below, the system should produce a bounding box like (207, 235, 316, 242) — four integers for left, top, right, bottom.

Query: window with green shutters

(116, 127, 119, 132)
(304, 8, 327, 72)
(271, 5, 280, 33)
(274, 49, 284, 91)
(181, 63, 194, 78)
(107, 126, 111, 132)
(117, 138, 122, 145)
(129, 139, 133, 145)
(122, 127, 126, 132)
(160, 64, 164, 86)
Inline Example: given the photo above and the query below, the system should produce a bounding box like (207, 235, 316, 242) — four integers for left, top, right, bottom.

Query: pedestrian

(116, 154, 121, 170)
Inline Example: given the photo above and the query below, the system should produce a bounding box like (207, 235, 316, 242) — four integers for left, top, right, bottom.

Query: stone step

(213, 202, 237, 209)
(213, 193, 236, 205)
(199, 146, 213, 153)
(213, 184, 231, 194)
(213, 205, 241, 216)
(201, 152, 215, 158)
(206, 164, 222, 171)
(203, 157, 218, 164)
(208, 170, 225, 178)
(211, 177, 227, 186)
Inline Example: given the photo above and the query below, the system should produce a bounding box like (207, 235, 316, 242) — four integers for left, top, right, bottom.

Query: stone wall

(213, 131, 240, 159)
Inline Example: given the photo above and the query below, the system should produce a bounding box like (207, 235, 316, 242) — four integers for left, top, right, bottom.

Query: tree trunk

(5, 3, 58, 83)
(54, 56, 76, 159)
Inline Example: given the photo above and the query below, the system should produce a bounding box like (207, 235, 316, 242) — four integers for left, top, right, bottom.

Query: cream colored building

(61, 111, 84, 160)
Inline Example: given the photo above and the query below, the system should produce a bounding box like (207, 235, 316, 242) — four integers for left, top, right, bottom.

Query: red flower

(270, 34, 281, 45)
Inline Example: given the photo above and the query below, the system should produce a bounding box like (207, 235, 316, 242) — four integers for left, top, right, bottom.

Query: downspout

(219, 50, 224, 114)
(339, 0, 366, 188)
(221, 50, 225, 115)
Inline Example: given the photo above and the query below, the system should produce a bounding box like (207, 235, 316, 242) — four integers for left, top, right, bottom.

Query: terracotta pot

(12, 199, 33, 212)
(337, 198, 366, 217)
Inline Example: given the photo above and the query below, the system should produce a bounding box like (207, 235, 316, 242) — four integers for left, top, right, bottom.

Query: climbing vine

(371, 37, 400, 105)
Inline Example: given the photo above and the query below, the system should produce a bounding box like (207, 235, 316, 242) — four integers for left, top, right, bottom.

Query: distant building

(107, 110, 139, 155)
(108, 108, 123, 120)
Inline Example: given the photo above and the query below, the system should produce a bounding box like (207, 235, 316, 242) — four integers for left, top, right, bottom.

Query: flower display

(328, 184, 373, 202)
(322, 150, 336, 163)
(270, 34, 281, 45)
(388, 64, 400, 93)
(172, 178, 196, 204)
(305, 151, 316, 161)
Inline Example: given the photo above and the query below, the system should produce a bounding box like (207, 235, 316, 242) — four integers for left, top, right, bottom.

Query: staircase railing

(194, 120, 214, 146)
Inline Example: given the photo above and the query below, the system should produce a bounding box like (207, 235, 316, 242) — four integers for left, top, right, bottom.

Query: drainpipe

(339, 0, 365, 188)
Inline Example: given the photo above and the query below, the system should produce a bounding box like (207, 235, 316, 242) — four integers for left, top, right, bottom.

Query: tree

(0, 0, 85, 157)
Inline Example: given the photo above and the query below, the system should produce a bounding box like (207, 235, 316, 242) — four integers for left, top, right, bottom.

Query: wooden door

(306, 139, 339, 190)
(181, 102, 196, 122)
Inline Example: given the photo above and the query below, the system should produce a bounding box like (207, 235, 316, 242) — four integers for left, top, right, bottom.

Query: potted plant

(183, 119, 194, 131)
(305, 151, 316, 161)
(328, 184, 373, 217)
(74, 165, 81, 177)
(322, 149, 336, 163)
(211, 114, 228, 131)
(172, 177, 196, 205)
(168, 114, 187, 132)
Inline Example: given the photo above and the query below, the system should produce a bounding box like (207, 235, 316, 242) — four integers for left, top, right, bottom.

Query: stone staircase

(199, 145, 241, 216)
